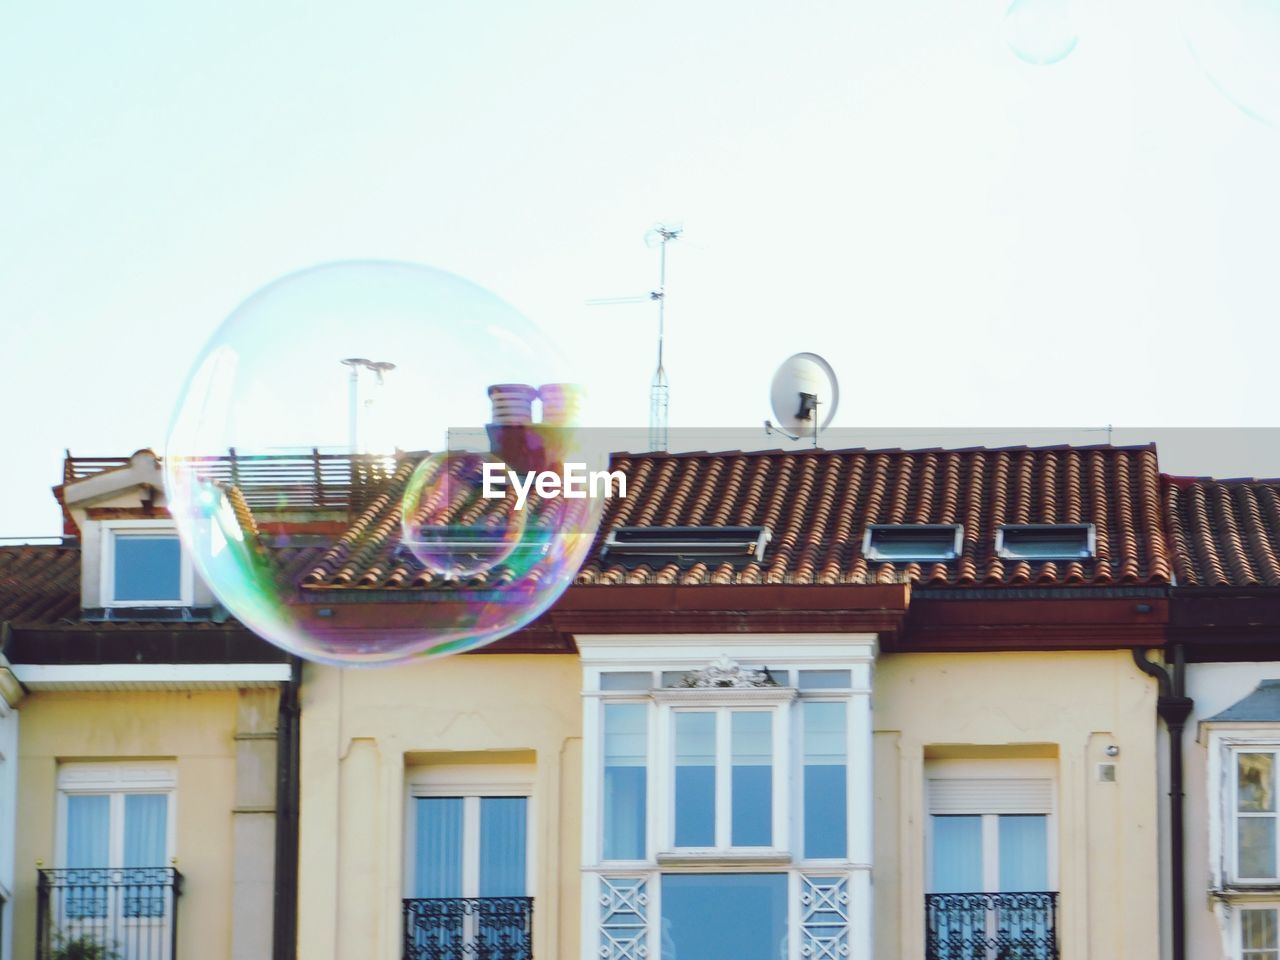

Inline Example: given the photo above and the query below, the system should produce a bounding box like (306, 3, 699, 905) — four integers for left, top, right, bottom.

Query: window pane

(1239, 817, 1278, 878)
(414, 798, 463, 898)
(731, 712, 772, 847)
(804, 701, 847, 859)
(114, 536, 182, 601)
(1244, 908, 1279, 951)
(600, 672, 651, 691)
(798, 670, 851, 689)
(66, 795, 110, 868)
(932, 816, 983, 893)
(1240, 754, 1276, 812)
(124, 794, 167, 867)
(999, 815, 1047, 891)
(661, 873, 788, 960)
(479, 797, 526, 897)
(604, 704, 647, 860)
(675, 712, 716, 847)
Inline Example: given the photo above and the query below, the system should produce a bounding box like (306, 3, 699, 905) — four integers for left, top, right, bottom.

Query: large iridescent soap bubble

(1184, 0, 1280, 126)
(164, 261, 608, 666)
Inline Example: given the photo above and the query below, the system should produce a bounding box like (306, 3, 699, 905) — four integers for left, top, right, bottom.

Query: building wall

(1180, 661, 1280, 960)
(296, 653, 582, 960)
(873, 649, 1161, 960)
(14, 688, 262, 960)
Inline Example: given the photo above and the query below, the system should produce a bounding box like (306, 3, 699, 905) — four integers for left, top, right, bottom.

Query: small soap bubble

(1184, 0, 1280, 126)
(164, 261, 606, 666)
(1004, 0, 1078, 66)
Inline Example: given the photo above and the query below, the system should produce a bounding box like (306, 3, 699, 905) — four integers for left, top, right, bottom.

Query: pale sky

(3, 0, 1279, 538)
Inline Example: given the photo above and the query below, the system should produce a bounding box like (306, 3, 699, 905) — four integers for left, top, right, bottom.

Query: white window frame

(1229, 744, 1280, 885)
(1205, 729, 1280, 891)
(1237, 903, 1280, 960)
(578, 634, 876, 960)
(56, 762, 177, 870)
(403, 763, 536, 900)
(924, 758, 1059, 895)
(99, 521, 193, 609)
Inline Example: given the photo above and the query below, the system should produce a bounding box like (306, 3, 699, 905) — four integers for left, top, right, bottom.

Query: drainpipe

(1133, 645, 1193, 960)
(273, 656, 301, 960)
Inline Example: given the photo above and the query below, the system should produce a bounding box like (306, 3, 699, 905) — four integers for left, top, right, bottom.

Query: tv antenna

(586, 222, 683, 451)
(341, 357, 397, 453)
(763, 352, 840, 449)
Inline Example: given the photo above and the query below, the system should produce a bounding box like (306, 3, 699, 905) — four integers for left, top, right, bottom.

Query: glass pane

(1239, 817, 1278, 878)
(479, 797, 526, 897)
(932, 816, 983, 893)
(65, 795, 110, 920)
(124, 794, 167, 867)
(600, 672, 651, 690)
(414, 797, 463, 898)
(675, 712, 716, 847)
(1240, 754, 1276, 812)
(798, 670, 851, 689)
(661, 873, 788, 960)
(604, 703, 647, 860)
(1244, 908, 1280, 950)
(114, 535, 182, 601)
(731, 712, 772, 847)
(66, 795, 110, 868)
(804, 702, 847, 859)
(999, 815, 1048, 891)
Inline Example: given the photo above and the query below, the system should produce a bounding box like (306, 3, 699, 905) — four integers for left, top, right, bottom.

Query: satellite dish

(768, 353, 839, 443)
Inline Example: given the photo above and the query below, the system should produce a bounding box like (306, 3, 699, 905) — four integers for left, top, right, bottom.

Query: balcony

(925, 892, 1058, 960)
(403, 897, 533, 960)
(37, 868, 182, 960)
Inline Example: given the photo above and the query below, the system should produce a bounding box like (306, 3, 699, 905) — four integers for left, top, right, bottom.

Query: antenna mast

(648, 224, 681, 451)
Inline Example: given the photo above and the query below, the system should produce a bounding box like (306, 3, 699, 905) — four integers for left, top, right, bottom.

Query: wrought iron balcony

(925, 891, 1058, 960)
(37, 867, 182, 960)
(403, 897, 533, 960)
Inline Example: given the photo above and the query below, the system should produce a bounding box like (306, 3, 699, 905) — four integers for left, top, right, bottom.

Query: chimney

(538, 383, 585, 426)
(487, 384, 538, 425)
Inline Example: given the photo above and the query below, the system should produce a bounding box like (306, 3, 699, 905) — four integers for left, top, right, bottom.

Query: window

(863, 524, 963, 562)
(581, 640, 873, 960)
(55, 763, 175, 936)
(404, 764, 535, 960)
(995, 524, 1095, 561)
(1242, 907, 1280, 960)
(1235, 750, 1279, 881)
(100, 522, 192, 608)
(601, 526, 771, 562)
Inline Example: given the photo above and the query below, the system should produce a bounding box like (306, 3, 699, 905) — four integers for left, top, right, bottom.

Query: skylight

(602, 526, 771, 562)
(862, 524, 963, 562)
(996, 523, 1096, 561)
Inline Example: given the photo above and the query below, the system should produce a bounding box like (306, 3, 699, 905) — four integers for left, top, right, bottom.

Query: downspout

(273, 656, 301, 960)
(1133, 645, 1193, 960)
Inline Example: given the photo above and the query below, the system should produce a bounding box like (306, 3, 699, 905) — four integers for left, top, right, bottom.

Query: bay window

(580, 636, 874, 960)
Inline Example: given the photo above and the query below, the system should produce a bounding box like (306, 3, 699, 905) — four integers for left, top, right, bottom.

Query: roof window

(996, 523, 1096, 560)
(100, 520, 193, 608)
(862, 524, 963, 562)
(601, 526, 771, 562)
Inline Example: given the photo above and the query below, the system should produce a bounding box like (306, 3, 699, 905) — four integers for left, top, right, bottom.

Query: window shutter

(928, 778, 1054, 815)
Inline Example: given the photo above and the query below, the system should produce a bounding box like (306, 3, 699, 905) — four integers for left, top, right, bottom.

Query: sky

(3, 0, 1279, 538)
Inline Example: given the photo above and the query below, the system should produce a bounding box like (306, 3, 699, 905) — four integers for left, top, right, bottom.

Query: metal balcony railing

(37, 868, 182, 960)
(925, 891, 1058, 960)
(403, 897, 533, 960)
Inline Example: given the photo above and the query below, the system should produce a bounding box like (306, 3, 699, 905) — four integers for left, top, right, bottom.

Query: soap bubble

(164, 261, 607, 666)
(1184, 0, 1280, 126)
(1004, 0, 1078, 66)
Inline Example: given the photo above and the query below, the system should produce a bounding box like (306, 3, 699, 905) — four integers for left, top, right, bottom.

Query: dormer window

(602, 526, 771, 562)
(863, 524, 963, 562)
(996, 524, 1096, 561)
(101, 521, 192, 608)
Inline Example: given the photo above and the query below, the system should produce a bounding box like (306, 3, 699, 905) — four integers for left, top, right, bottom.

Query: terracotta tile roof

(0, 545, 81, 625)
(1165, 477, 1280, 586)
(300, 444, 1173, 590)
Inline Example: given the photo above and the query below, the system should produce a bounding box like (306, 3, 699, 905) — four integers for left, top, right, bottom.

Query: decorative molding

(669, 654, 776, 689)
(800, 875, 851, 959)
(599, 876, 648, 960)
